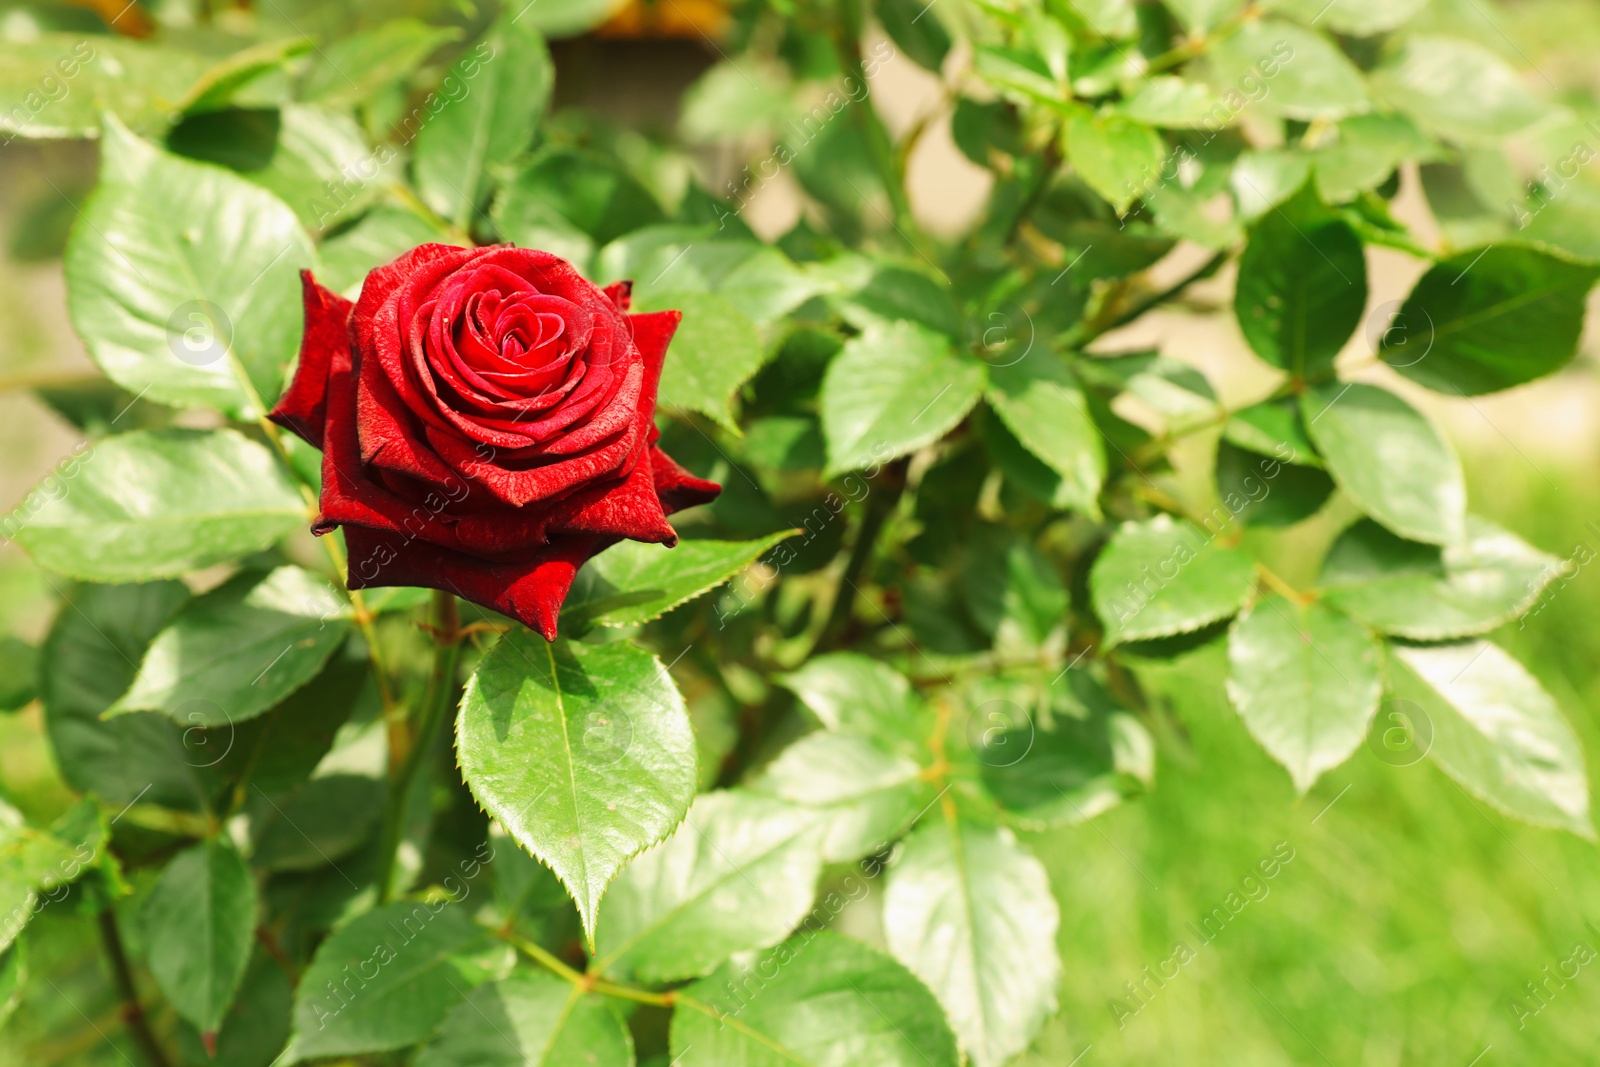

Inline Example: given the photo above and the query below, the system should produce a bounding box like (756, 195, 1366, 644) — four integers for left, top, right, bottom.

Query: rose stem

(373, 589, 462, 904)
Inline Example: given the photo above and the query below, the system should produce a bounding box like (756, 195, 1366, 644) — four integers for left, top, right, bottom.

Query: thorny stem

(97, 909, 172, 1067)
(374, 589, 462, 905)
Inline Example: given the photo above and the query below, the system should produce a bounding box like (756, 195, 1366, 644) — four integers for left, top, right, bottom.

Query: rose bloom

(269, 244, 720, 638)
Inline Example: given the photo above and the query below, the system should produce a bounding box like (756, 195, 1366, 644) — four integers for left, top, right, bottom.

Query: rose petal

(649, 444, 722, 514)
(603, 279, 632, 311)
(343, 525, 599, 641)
(268, 271, 351, 449)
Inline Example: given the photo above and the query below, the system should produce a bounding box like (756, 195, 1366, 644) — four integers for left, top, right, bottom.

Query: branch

(97, 909, 172, 1067)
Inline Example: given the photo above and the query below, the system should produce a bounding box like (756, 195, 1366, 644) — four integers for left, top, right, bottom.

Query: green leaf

(0, 800, 85, 953)
(1312, 113, 1439, 202)
(1215, 440, 1334, 527)
(972, 46, 1064, 107)
(142, 838, 258, 1033)
(286, 901, 513, 1060)
(753, 733, 929, 862)
(0, 638, 38, 712)
(177, 38, 315, 114)
(232, 104, 383, 234)
(1090, 515, 1256, 645)
(457, 634, 698, 945)
(837, 265, 960, 337)
(877, 0, 953, 71)
(173, 954, 291, 1067)
(1388, 641, 1592, 837)
(563, 532, 795, 627)
(1114, 75, 1220, 128)
(414, 13, 553, 227)
(1320, 518, 1560, 639)
(1065, 111, 1166, 214)
(1301, 383, 1466, 545)
(318, 206, 463, 296)
(777, 653, 925, 751)
(65, 116, 315, 419)
(110, 566, 351, 726)
(821, 321, 986, 475)
(591, 791, 823, 983)
(248, 774, 384, 871)
(1164, 0, 1241, 32)
(883, 820, 1059, 1067)
(416, 972, 633, 1067)
(39, 581, 210, 811)
(0, 940, 23, 1034)
(1222, 397, 1321, 466)
(1233, 184, 1367, 378)
(671, 931, 961, 1067)
(1208, 21, 1366, 121)
(639, 290, 764, 432)
(1371, 36, 1550, 143)
(985, 359, 1105, 518)
(497, 147, 665, 248)
(679, 58, 793, 141)
(5, 428, 305, 582)
(1230, 149, 1313, 221)
(1226, 595, 1382, 793)
(510, 0, 629, 37)
(1379, 245, 1600, 396)
(302, 19, 460, 108)
(1075, 351, 1218, 423)
(976, 670, 1148, 827)
(0, 36, 209, 139)
(1265, 0, 1427, 34)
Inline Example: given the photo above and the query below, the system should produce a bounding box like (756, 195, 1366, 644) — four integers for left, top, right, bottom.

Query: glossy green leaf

(1380, 245, 1600, 396)
(878, 0, 952, 71)
(837, 265, 959, 337)
(0, 638, 37, 712)
(1371, 36, 1549, 143)
(1066, 111, 1166, 214)
(1320, 518, 1560, 639)
(639, 290, 764, 432)
(5, 429, 305, 583)
(414, 13, 553, 226)
(883, 820, 1059, 1067)
(0, 799, 86, 954)
(777, 653, 925, 751)
(173, 954, 291, 1067)
(1389, 641, 1592, 837)
(1234, 184, 1367, 377)
(671, 932, 961, 1067)
(1090, 515, 1256, 645)
(1301, 383, 1466, 545)
(458, 633, 698, 945)
(986, 359, 1105, 518)
(591, 791, 823, 983)
(1222, 397, 1322, 466)
(1114, 76, 1219, 128)
(302, 19, 460, 108)
(233, 104, 383, 234)
(497, 147, 665, 248)
(754, 732, 929, 862)
(248, 774, 384, 872)
(110, 566, 351, 726)
(318, 206, 463, 296)
(177, 38, 314, 113)
(1215, 440, 1334, 527)
(1312, 113, 1439, 202)
(0, 36, 209, 139)
(1266, 0, 1428, 34)
(1076, 351, 1218, 423)
(39, 581, 210, 811)
(1226, 595, 1382, 792)
(1230, 149, 1312, 221)
(820, 321, 986, 475)
(416, 972, 633, 1067)
(286, 901, 514, 1060)
(563, 532, 795, 627)
(976, 669, 1148, 827)
(1208, 21, 1366, 121)
(65, 117, 315, 419)
(143, 838, 258, 1033)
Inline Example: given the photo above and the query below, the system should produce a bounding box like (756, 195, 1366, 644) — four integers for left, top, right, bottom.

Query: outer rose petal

(603, 280, 632, 311)
(650, 445, 721, 514)
(269, 272, 351, 448)
(343, 525, 598, 641)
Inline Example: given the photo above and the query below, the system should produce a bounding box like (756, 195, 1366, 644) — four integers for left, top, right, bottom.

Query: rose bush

(271, 247, 719, 638)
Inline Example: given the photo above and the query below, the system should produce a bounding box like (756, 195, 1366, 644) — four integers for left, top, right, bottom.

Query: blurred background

(3, 0, 1600, 1064)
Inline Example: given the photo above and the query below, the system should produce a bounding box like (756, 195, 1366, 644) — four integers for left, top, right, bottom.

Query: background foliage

(2, 0, 1600, 1064)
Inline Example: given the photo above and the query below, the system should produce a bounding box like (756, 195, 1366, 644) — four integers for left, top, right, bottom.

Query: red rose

(269, 244, 720, 639)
